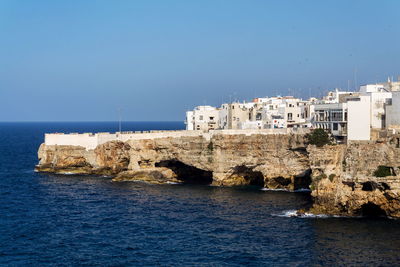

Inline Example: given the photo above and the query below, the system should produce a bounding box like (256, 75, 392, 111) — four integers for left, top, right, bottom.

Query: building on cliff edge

(185, 76, 400, 142)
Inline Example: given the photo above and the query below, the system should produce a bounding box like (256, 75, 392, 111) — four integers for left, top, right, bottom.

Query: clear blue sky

(1, 0, 399, 121)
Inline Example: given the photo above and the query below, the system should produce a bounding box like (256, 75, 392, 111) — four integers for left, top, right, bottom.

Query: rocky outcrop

(36, 132, 400, 218)
(36, 133, 311, 189)
(308, 141, 400, 218)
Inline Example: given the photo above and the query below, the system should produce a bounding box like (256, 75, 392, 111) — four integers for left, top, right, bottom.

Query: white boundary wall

(45, 128, 309, 150)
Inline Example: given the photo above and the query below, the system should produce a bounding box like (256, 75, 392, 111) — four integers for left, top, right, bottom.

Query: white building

(347, 95, 371, 141)
(185, 106, 220, 131)
(322, 89, 355, 104)
(238, 121, 263, 129)
(313, 102, 348, 140)
(185, 111, 195, 130)
(359, 83, 392, 129)
(313, 95, 371, 141)
(386, 91, 400, 128)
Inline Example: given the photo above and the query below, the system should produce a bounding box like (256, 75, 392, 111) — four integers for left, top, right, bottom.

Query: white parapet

(45, 133, 99, 150)
(44, 128, 309, 150)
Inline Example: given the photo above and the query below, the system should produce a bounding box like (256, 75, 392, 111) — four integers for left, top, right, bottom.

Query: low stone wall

(44, 128, 310, 150)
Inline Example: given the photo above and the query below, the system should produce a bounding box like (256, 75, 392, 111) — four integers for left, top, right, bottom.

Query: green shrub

(373, 166, 392, 177)
(328, 174, 336, 182)
(306, 129, 332, 147)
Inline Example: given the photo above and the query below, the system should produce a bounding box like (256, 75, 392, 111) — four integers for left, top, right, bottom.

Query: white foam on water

(273, 210, 363, 219)
(260, 187, 289, 192)
(273, 210, 299, 217)
(294, 188, 311, 193)
(260, 188, 311, 193)
(166, 181, 182, 185)
(273, 210, 331, 218)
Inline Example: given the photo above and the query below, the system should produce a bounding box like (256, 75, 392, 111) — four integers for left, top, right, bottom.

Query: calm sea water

(1, 122, 400, 266)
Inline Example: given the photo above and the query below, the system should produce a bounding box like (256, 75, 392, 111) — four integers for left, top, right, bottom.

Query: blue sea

(1, 122, 400, 266)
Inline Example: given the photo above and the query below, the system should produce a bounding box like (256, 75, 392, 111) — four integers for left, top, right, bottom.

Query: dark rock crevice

(294, 169, 312, 190)
(229, 165, 265, 187)
(361, 181, 390, 192)
(155, 160, 213, 185)
(359, 202, 386, 217)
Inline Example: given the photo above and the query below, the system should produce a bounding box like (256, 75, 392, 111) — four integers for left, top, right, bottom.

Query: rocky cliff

(36, 132, 400, 218)
(307, 137, 400, 218)
(36, 133, 310, 189)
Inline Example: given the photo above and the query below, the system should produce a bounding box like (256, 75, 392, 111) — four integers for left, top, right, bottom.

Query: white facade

(364, 91, 392, 129)
(322, 89, 355, 104)
(313, 102, 348, 139)
(185, 111, 194, 130)
(386, 92, 400, 128)
(347, 96, 371, 141)
(239, 121, 263, 129)
(312, 95, 371, 141)
(359, 84, 386, 93)
(185, 106, 220, 131)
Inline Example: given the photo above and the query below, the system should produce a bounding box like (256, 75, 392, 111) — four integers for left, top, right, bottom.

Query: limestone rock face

(36, 143, 94, 174)
(113, 167, 179, 184)
(308, 143, 400, 218)
(36, 133, 310, 190)
(94, 141, 131, 173)
(36, 133, 400, 218)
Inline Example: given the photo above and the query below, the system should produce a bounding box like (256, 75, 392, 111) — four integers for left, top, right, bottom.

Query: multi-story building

(312, 95, 371, 141)
(223, 102, 254, 129)
(185, 77, 399, 139)
(185, 106, 220, 131)
(359, 83, 392, 129)
(386, 91, 400, 129)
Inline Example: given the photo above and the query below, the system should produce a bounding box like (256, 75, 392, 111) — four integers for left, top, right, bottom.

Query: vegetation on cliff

(373, 165, 395, 177)
(306, 129, 332, 147)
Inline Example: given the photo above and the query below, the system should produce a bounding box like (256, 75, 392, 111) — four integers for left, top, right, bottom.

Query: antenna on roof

(354, 67, 358, 91)
(118, 107, 122, 133)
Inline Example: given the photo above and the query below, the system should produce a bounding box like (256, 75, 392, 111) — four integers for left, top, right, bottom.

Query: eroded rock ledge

(35, 133, 400, 218)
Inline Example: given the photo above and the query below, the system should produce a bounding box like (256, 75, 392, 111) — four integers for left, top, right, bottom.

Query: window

(333, 123, 338, 131)
(209, 116, 214, 121)
(199, 115, 203, 120)
(288, 113, 293, 121)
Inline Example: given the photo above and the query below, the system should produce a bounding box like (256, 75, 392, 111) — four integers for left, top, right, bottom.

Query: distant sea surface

(1, 122, 400, 266)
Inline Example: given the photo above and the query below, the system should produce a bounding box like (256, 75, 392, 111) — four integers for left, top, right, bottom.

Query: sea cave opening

(293, 169, 312, 190)
(230, 166, 265, 187)
(155, 160, 213, 185)
(360, 202, 386, 218)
